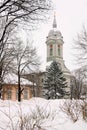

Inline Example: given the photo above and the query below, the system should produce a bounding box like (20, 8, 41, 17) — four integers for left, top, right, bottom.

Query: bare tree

(72, 25, 87, 99)
(11, 40, 40, 101)
(73, 25, 87, 67)
(0, 0, 52, 46)
(0, 36, 15, 98)
(0, 0, 52, 98)
(71, 67, 86, 99)
(0, 0, 52, 55)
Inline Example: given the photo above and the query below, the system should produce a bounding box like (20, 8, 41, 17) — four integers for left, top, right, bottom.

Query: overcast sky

(24, 0, 87, 71)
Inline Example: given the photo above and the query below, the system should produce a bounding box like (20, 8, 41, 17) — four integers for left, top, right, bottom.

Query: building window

(58, 45, 60, 56)
(24, 89, 28, 99)
(50, 45, 53, 56)
(7, 89, 11, 100)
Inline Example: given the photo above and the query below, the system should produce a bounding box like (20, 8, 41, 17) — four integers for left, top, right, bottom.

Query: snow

(0, 98, 87, 130)
(4, 73, 33, 85)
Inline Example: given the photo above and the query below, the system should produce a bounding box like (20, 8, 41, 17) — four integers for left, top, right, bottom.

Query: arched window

(58, 45, 60, 56)
(50, 45, 53, 56)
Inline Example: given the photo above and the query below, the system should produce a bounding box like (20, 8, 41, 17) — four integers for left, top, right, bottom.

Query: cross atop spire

(53, 12, 57, 28)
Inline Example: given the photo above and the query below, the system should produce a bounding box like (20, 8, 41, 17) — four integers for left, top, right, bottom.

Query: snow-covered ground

(0, 98, 87, 130)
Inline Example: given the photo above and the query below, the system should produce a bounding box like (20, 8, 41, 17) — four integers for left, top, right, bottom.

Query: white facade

(46, 14, 71, 95)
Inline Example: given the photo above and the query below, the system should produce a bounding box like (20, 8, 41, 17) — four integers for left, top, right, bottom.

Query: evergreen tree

(43, 61, 68, 99)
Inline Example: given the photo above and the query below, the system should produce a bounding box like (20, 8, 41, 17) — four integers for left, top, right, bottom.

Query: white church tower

(46, 14, 71, 95)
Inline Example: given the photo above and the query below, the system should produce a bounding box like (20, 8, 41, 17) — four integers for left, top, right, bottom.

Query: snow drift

(0, 98, 87, 130)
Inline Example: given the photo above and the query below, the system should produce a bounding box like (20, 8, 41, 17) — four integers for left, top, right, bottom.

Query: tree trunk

(0, 65, 2, 99)
(18, 69, 21, 102)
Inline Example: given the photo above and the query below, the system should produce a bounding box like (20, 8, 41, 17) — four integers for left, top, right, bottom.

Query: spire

(53, 12, 57, 28)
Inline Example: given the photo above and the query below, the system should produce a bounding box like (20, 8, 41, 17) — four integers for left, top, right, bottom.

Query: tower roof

(53, 13, 57, 28)
(47, 13, 63, 39)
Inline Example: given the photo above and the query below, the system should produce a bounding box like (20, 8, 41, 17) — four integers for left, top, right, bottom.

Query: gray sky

(23, 0, 87, 71)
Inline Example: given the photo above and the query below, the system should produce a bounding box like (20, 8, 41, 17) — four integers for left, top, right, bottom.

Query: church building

(45, 14, 71, 95)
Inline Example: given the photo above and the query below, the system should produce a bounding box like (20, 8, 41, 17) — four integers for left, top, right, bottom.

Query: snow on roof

(3, 73, 33, 85)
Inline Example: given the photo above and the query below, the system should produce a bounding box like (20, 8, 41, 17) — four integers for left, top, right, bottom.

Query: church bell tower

(46, 14, 71, 95)
(46, 14, 64, 64)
